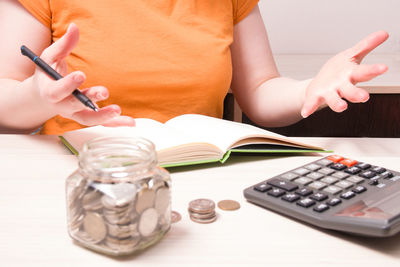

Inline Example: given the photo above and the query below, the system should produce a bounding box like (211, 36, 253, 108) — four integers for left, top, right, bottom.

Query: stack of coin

(66, 178, 172, 255)
(188, 198, 217, 224)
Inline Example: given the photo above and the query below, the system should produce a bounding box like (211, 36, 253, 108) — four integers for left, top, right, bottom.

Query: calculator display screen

(335, 184, 400, 220)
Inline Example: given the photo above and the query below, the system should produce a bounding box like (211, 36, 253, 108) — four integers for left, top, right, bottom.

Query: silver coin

(188, 198, 215, 214)
(154, 187, 170, 215)
(103, 206, 137, 225)
(82, 189, 103, 211)
(138, 208, 159, 237)
(189, 210, 216, 220)
(83, 212, 107, 244)
(189, 214, 217, 224)
(135, 188, 156, 214)
(106, 222, 138, 239)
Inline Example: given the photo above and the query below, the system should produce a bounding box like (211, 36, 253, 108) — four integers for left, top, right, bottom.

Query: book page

(62, 118, 204, 153)
(164, 114, 321, 151)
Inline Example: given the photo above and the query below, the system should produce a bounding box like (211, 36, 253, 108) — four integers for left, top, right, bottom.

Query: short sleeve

(18, 0, 51, 28)
(232, 0, 259, 24)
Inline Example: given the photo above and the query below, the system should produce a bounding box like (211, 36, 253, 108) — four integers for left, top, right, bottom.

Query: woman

(0, 0, 388, 134)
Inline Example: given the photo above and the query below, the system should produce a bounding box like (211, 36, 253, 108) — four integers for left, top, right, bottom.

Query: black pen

(20, 45, 98, 112)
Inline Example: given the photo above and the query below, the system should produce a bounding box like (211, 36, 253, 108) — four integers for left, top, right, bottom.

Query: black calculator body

(243, 155, 400, 237)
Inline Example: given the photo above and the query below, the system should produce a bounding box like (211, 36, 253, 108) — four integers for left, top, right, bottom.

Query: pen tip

(94, 107, 99, 112)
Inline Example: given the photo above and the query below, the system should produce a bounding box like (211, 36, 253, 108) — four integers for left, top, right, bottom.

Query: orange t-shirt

(18, 0, 259, 135)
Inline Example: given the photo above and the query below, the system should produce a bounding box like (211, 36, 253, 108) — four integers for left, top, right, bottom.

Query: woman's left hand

(301, 31, 389, 118)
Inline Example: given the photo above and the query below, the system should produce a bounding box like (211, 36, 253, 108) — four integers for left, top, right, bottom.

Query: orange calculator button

(340, 158, 358, 167)
(327, 155, 344, 163)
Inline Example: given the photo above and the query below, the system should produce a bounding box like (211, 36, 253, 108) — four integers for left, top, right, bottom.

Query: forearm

(238, 77, 311, 127)
(0, 78, 55, 133)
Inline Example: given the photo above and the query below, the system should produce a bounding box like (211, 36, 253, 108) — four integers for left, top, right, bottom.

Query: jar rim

(79, 136, 157, 182)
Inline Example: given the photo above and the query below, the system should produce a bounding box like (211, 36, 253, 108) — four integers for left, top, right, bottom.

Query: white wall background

(259, 0, 400, 54)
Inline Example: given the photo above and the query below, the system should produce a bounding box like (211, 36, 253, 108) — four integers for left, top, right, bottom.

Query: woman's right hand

(30, 23, 135, 127)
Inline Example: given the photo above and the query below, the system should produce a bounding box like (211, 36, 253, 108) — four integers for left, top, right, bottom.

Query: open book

(60, 114, 328, 167)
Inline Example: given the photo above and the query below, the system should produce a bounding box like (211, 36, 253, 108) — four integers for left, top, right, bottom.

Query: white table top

(1, 135, 400, 266)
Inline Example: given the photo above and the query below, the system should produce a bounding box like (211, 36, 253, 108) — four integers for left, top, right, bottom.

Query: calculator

(243, 155, 400, 237)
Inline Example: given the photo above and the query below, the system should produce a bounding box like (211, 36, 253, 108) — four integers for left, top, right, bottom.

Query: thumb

(40, 23, 79, 63)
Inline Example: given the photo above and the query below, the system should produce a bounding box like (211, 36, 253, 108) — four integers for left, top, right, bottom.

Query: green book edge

(60, 135, 332, 168)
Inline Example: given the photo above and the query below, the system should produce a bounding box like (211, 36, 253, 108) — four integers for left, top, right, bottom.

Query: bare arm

(0, 0, 134, 133)
(230, 5, 388, 127)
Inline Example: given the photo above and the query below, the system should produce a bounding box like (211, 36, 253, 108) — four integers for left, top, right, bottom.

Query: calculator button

(305, 163, 321, 171)
(339, 158, 358, 167)
(323, 185, 342, 195)
(327, 155, 344, 163)
(359, 170, 376, 179)
(330, 163, 347, 171)
(295, 188, 313, 197)
(267, 188, 285, 197)
(297, 198, 316, 208)
(282, 193, 300, 203)
(318, 167, 335, 175)
(346, 176, 364, 184)
(352, 186, 367, 194)
(327, 198, 342, 206)
(370, 176, 380, 182)
(369, 180, 379, 186)
(308, 181, 328, 190)
(320, 176, 339, 184)
(306, 172, 324, 180)
(377, 183, 387, 189)
(267, 178, 299, 192)
(340, 191, 356, 199)
(310, 192, 328, 201)
(293, 168, 310, 176)
(316, 159, 333, 166)
(331, 172, 350, 179)
(390, 176, 400, 182)
(355, 162, 371, 170)
(335, 180, 353, 189)
(380, 171, 393, 179)
(344, 166, 361, 175)
(254, 183, 271, 192)
(313, 203, 330, 212)
(371, 166, 386, 174)
(280, 172, 299, 181)
(294, 177, 313, 185)
(254, 183, 272, 192)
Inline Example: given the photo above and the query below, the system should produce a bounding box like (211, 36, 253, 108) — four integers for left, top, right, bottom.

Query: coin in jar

(154, 187, 170, 215)
(188, 198, 215, 214)
(138, 208, 159, 237)
(135, 188, 156, 213)
(83, 212, 107, 244)
(217, 200, 241, 211)
(82, 189, 103, 211)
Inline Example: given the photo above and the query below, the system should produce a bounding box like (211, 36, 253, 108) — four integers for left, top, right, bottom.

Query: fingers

(302, 85, 370, 118)
(338, 85, 369, 103)
(70, 105, 122, 126)
(40, 23, 79, 63)
(350, 63, 388, 83)
(42, 71, 86, 103)
(350, 31, 389, 62)
(102, 116, 136, 127)
(301, 94, 323, 118)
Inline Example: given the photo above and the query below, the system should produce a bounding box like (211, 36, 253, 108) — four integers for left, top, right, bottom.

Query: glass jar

(66, 137, 171, 256)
